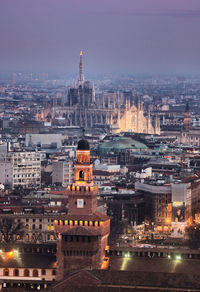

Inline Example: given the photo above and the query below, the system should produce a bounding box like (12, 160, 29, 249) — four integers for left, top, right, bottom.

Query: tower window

(79, 170, 84, 180)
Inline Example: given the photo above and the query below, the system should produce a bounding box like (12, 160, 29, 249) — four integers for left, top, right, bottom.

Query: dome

(77, 139, 90, 150)
(99, 137, 148, 154)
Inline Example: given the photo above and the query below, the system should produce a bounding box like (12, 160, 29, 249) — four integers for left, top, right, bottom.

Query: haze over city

(0, 0, 200, 75)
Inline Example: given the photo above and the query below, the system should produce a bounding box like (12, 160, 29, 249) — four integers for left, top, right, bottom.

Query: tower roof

(77, 138, 90, 150)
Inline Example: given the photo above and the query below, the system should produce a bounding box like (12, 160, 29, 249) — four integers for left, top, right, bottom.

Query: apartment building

(0, 151, 41, 189)
(52, 160, 73, 187)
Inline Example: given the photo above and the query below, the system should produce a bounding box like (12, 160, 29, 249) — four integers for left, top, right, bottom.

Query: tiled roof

(59, 212, 109, 222)
(62, 226, 98, 236)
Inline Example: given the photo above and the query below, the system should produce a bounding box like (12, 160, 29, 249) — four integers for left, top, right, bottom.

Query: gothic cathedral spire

(78, 50, 85, 86)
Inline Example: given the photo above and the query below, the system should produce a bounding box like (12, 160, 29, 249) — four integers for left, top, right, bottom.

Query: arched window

(16, 234, 20, 240)
(33, 269, 38, 277)
(14, 269, 19, 276)
(24, 269, 30, 277)
(79, 170, 84, 180)
(4, 268, 9, 276)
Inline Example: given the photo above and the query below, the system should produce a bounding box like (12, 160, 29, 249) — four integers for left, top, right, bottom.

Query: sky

(0, 0, 200, 76)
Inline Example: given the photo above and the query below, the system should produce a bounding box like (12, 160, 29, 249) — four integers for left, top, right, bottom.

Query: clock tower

(55, 137, 110, 280)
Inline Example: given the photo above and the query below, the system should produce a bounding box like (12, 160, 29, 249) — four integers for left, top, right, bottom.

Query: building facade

(52, 160, 73, 187)
(0, 151, 41, 189)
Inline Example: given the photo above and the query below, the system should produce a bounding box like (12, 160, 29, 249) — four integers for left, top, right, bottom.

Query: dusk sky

(0, 0, 200, 75)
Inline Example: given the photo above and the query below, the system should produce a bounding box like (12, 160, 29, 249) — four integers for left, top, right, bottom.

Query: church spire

(78, 50, 84, 86)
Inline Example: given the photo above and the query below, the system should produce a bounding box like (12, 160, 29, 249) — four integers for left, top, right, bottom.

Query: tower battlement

(67, 184, 98, 193)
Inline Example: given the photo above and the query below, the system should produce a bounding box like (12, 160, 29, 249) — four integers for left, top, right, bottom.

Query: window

(14, 269, 19, 276)
(33, 269, 38, 277)
(24, 269, 29, 277)
(32, 224, 35, 230)
(42, 269, 46, 275)
(16, 234, 20, 240)
(4, 269, 9, 276)
(39, 224, 42, 230)
(52, 270, 56, 275)
(79, 170, 84, 180)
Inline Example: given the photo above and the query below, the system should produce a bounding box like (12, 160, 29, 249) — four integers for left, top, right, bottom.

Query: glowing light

(173, 201, 183, 207)
(80, 50, 83, 56)
(125, 252, 131, 258)
(9, 251, 14, 256)
(121, 257, 131, 270)
(165, 218, 171, 224)
(105, 245, 109, 251)
(175, 255, 181, 260)
(101, 257, 109, 270)
(168, 255, 171, 259)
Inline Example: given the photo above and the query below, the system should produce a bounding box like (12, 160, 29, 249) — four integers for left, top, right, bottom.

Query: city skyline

(0, 0, 200, 75)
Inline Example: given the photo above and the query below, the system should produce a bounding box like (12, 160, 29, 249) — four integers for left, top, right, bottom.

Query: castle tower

(78, 50, 85, 86)
(183, 102, 191, 131)
(55, 137, 110, 281)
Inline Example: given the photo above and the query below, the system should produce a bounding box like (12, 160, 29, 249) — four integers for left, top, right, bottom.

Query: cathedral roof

(77, 139, 90, 150)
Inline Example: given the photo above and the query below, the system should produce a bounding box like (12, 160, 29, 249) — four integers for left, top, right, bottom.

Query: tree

(0, 217, 24, 249)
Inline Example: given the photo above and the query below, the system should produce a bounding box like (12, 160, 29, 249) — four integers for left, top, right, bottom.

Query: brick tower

(55, 137, 110, 281)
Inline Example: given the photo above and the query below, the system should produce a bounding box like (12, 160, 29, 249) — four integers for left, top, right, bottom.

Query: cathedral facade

(39, 52, 160, 135)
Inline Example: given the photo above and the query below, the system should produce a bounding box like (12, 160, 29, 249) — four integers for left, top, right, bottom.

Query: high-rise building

(55, 137, 110, 281)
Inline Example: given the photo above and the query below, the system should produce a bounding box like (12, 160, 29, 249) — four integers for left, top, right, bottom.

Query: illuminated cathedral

(37, 52, 160, 135)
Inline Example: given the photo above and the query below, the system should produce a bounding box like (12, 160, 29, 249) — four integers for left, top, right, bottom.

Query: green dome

(99, 137, 148, 153)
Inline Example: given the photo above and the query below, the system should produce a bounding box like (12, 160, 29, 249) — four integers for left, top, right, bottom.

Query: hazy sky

(0, 0, 200, 75)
